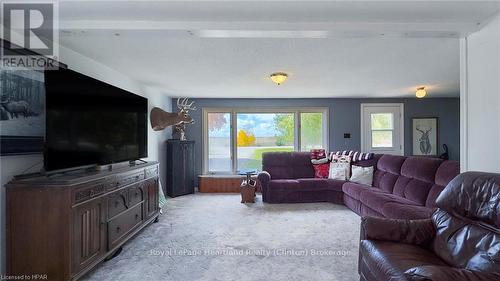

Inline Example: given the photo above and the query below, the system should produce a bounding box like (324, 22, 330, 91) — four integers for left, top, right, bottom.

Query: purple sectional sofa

(258, 152, 460, 220)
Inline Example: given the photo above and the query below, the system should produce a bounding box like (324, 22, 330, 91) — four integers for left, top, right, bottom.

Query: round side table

(239, 170, 257, 203)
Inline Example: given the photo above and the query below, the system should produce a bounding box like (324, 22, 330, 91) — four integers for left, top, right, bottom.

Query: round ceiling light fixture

(270, 72, 288, 85)
(416, 87, 427, 98)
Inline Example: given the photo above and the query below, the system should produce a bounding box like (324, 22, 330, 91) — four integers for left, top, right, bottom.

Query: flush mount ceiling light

(416, 87, 427, 98)
(270, 72, 288, 85)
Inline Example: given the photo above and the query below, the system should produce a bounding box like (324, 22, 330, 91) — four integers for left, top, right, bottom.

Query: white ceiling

(57, 1, 500, 98)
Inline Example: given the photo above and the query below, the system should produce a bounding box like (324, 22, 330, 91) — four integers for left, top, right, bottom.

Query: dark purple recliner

(358, 172, 500, 281)
(258, 152, 460, 220)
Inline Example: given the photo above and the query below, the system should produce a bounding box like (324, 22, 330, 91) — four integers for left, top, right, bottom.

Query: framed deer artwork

(412, 117, 438, 157)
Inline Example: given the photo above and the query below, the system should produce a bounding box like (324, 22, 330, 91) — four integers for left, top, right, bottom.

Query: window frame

(360, 103, 404, 155)
(203, 107, 329, 174)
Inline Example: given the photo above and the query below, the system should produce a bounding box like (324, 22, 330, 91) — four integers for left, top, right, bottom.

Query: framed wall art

(412, 117, 438, 157)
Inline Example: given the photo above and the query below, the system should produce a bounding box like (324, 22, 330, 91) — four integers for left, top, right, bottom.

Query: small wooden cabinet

(6, 162, 160, 281)
(166, 140, 195, 197)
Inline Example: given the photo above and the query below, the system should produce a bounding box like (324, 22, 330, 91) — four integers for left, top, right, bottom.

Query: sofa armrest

(257, 171, 271, 202)
(360, 216, 435, 246)
(405, 266, 500, 281)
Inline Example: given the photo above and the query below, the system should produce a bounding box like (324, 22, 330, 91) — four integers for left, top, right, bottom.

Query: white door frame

(459, 37, 468, 172)
(360, 103, 405, 155)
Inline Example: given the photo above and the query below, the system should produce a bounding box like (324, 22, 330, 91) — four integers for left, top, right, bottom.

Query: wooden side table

(239, 171, 257, 203)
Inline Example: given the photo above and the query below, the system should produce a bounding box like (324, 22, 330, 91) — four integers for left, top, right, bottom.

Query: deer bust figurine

(150, 98, 197, 133)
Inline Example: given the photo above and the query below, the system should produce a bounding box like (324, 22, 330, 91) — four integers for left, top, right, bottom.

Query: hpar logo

(1, 1, 59, 69)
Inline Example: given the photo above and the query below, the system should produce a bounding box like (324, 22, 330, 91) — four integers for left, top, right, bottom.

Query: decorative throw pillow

(328, 155, 351, 180)
(350, 165, 374, 186)
(313, 163, 330, 178)
(310, 149, 329, 178)
(310, 149, 327, 160)
(329, 150, 374, 163)
(329, 166, 347, 180)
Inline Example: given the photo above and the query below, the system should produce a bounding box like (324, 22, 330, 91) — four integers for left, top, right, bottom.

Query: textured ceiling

(56, 1, 500, 98)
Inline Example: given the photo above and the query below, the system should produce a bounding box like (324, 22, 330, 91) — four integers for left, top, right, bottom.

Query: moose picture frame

(0, 69, 45, 155)
(412, 117, 439, 157)
(0, 39, 66, 155)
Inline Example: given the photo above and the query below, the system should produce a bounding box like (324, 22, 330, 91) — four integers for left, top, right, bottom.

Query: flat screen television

(44, 68, 148, 171)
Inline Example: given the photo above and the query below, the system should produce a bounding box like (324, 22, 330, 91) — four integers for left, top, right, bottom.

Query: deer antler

(416, 125, 431, 134)
(177, 97, 197, 111)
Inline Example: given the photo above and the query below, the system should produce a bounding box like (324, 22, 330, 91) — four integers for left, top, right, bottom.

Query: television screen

(44, 68, 147, 171)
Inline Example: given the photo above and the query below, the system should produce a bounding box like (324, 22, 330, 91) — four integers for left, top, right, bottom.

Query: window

(204, 108, 328, 174)
(361, 104, 404, 155)
(237, 113, 294, 171)
(300, 112, 324, 151)
(207, 112, 232, 172)
(370, 113, 393, 148)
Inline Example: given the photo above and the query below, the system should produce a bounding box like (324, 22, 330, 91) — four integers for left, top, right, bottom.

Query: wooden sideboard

(6, 162, 160, 281)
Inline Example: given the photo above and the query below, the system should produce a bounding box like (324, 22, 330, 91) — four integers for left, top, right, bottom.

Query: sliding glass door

(236, 113, 295, 172)
(204, 108, 328, 174)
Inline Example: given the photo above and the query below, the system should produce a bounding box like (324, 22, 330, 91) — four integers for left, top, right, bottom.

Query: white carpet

(83, 193, 361, 281)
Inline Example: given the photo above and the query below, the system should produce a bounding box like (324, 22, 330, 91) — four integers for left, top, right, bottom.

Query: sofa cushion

(402, 178, 434, 206)
(392, 176, 434, 206)
(326, 179, 345, 192)
(377, 155, 407, 174)
(268, 179, 300, 190)
(382, 202, 436, 220)
(389, 157, 444, 206)
(401, 157, 443, 183)
(373, 171, 399, 193)
(359, 190, 420, 212)
(262, 152, 315, 179)
(342, 182, 385, 201)
(434, 161, 460, 186)
(360, 240, 448, 281)
(296, 178, 345, 192)
(425, 184, 446, 208)
(373, 155, 406, 193)
(297, 178, 327, 190)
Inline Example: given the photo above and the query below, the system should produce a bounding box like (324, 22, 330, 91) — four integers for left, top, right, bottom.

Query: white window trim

(203, 107, 329, 174)
(360, 103, 404, 155)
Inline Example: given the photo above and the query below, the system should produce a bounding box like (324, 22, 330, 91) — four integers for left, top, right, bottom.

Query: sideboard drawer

(119, 171, 145, 187)
(107, 191, 128, 219)
(74, 183, 106, 204)
(128, 184, 144, 206)
(107, 203, 143, 250)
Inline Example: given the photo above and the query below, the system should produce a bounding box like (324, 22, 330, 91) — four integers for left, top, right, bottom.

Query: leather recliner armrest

(405, 265, 500, 281)
(360, 216, 435, 246)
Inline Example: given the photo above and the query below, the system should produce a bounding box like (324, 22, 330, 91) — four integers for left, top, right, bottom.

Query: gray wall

(175, 97, 460, 180)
